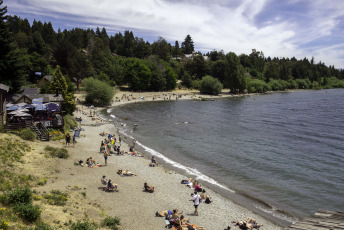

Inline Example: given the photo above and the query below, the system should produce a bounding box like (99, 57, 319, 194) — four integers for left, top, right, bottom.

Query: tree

(83, 78, 114, 106)
(50, 65, 68, 96)
(224, 52, 246, 93)
(181, 34, 194, 54)
(199, 75, 223, 95)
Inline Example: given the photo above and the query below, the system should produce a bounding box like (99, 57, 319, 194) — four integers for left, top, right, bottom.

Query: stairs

(31, 121, 50, 141)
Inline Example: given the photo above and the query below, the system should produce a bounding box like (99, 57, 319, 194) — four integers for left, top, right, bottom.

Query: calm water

(101, 89, 344, 226)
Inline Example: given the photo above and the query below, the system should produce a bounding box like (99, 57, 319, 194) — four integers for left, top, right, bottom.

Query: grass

(44, 146, 69, 159)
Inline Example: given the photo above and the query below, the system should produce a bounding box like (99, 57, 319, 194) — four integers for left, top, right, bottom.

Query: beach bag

(205, 198, 211, 204)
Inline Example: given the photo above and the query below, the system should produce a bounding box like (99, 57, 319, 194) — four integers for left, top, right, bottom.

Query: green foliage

(295, 79, 311, 89)
(267, 79, 289, 91)
(63, 114, 78, 131)
(191, 80, 201, 90)
(43, 190, 68, 206)
(247, 78, 270, 93)
(4, 186, 32, 205)
(0, 220, 9, 230)
(29, 222, 55, 230)
(49, 65, 68, 96)
(69, 220, 97, 230)
(0, 138, 30, 164)
(37, 178, 47, 186)
(199, 75, 223, 95)
(13, 203, 41, 222)
(44, 146, 69, 159)
(19, 128, 37, 141)
(83, 77, 114, 106)
(101, 216, 121, 230)
(325, 77, 344, 88)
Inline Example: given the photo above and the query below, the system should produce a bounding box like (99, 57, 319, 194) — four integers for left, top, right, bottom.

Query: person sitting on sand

(176, 215, 190, 228)
(200, 189, 212, 204)
(107, 179, 118, 191)
(86, 157, 95, 166)
(143, 182, 154, 193)
(151, 156, 158, 166)
(101, 175, 107, 185)
(232, 218, 263, 230)
(171, 209, 183, 220)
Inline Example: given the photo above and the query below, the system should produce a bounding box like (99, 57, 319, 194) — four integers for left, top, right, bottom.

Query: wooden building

(0, 83, 10, 127)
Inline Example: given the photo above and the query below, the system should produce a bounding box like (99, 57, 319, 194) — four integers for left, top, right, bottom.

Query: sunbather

(117, 169, 137, 176)
(155, 210, 172, 217)
(144, 182, 154, 193)
(101, 175, 107, 185)
(107, 179, 118, 191)
(200, 189, 212, 204)
(232, 217, 262, 229)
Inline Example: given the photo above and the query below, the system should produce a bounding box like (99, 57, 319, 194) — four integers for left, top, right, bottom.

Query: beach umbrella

(6, 103, 13, 107)
(6, 105, 20, 111)
(22, 104, 36, 109)
(45, 102, 61, 112)
(7, 110, 30, 115)
(16, 102, 28, 107)
(35, 104, 47, 111)
(13, 112, 32, 117)
(32, 98, 43, 104)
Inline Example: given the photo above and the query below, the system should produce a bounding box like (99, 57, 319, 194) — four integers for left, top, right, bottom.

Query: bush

(14, 203, 41, 222)
(44, 190, 68, 206)
(102, 216, 121, 230)
(64, 115, 78, 131)
(0, 220, 9, 230)
(191, 79, 201, 90)
(295, 79, 311, 89)
(247, 78, 270, 93)
(5, 186, 32, 205)
(29, 222, 55, 230)
(199, 75, 223, 95)
(83, 77, 114, 107)
(20, 128, 37, 141)
(69, 220, 97, 230)
(44, 146, 69, 159)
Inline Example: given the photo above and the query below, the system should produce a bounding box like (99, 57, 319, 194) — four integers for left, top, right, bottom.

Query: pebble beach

(65, 90, 282, 230)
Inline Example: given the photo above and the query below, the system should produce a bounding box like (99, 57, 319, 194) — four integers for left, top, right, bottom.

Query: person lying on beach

(117, 169, 137, 176)
(200, 189, 212, 204)
(99, 131, 106, 136)
(149, 162, 158, 167)
(107, 179, 118, 192)
(155, 210, 172, 217)
(232, 218, 263, 230)
(181, 178, 193, 188)
(143, 182, 154, 193)
(101, 175, 108, 185)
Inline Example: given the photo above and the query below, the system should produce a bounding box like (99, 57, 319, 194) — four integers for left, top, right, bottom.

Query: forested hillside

(0, 1, 343, 95)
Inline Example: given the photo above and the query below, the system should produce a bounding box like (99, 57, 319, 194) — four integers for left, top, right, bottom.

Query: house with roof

(37, 75, 53, 87)
(0, 83, 10, 127)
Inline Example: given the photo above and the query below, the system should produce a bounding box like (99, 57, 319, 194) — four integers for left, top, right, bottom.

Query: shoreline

(73, 90, 284, 229)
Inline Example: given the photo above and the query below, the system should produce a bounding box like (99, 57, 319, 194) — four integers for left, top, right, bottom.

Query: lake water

(100, 89, 344, 226)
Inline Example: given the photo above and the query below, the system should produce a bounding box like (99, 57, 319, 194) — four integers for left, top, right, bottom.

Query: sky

(5, 0, 344, 68)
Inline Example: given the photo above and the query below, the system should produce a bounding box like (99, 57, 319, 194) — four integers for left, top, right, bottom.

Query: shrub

(44, 190, 68, 206)
(102, 216, 121, 230)
(199, 75, 223, 95)
(191, 79, 201, 90)
(20, 128, 36, 141)
(37, 178, 47, 186)
(83, 77, 114, 106)
(29, 222, 55, 230)
(295, 79, 311, 89)
(44, 146, 69, 159)
(247, 78, 270, 93)
(69, 220, 97, 230)
(14, 203, 41, 222)
(64, 115, 78, 131)
(0, 220, 9, 230)
(5, 186, 32, 205)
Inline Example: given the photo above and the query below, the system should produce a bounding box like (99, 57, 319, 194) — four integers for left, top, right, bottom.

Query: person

(65, 133, 71, 146)
(155, 210, 172, 217)
(117, 169, 137, 176)
(190, 191, 200, 216)
(107, 179, 118, 191)
(132, 138, 136, 147)
(101, 175, 107, 185)
(72, 135, 76, 147)
(104, 150, 109, 166)
(119, 135, 121, 146)
(100, 141, 104, 153)
(171, 209, 183, 220)
(117, 146, 121, 155)
(200, 189, 212, 204)
(151, 156, 158, 166)
(143, 182, 154, 193)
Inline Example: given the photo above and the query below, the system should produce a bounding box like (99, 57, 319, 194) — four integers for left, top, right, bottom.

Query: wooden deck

(285, 209, 344, 230)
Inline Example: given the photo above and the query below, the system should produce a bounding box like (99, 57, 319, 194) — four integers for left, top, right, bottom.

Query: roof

(0, 83, 9, 92)
(284, 210, 344, 230)
(43, 75, 53, 81)
(21, 87, 39, 95)
(6, 93, 64, 104)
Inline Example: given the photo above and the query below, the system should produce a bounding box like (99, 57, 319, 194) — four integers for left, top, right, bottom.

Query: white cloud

(5, 0, 344, 68)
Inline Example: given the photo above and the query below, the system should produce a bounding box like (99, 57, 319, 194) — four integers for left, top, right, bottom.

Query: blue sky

(5, 0, 344, 68)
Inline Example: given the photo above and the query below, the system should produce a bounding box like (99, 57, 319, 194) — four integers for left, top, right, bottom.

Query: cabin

(6, 88, 64, 106)
(0, 83, 10, 127)
(37, 75, 53, 87)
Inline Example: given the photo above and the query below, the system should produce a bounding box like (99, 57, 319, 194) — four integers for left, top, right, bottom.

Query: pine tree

(50, 65, 68, 96)
(181, 34, 194, 54)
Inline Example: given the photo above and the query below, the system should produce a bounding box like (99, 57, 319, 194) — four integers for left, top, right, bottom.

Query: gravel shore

(70, 90, 282, 230)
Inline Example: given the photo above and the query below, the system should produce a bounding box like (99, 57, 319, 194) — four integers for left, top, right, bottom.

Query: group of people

(232, 217, 263, 230)
(101, 175, 118, 192)
(65, 133, 76, 147)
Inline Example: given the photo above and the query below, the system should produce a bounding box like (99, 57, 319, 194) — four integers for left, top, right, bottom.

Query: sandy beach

(53, 89, 281, 230)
